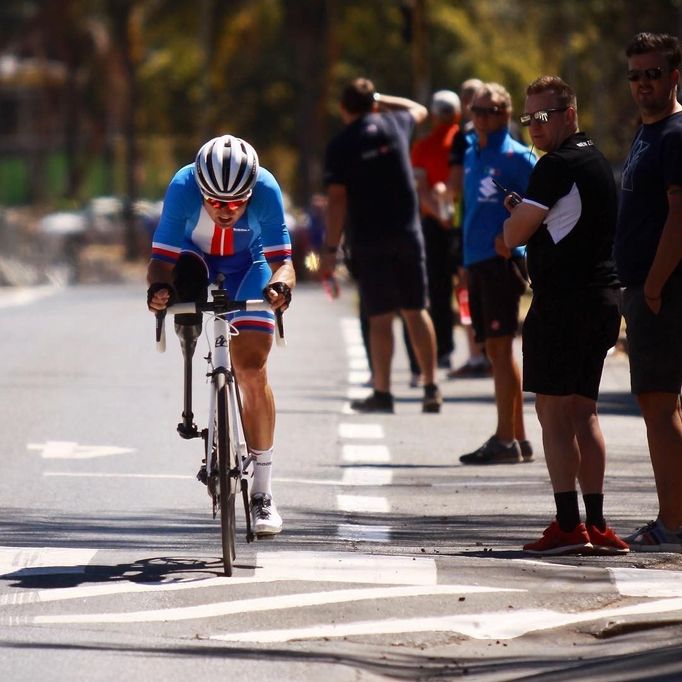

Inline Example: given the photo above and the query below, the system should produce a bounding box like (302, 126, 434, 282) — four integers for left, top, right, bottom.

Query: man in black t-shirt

(615, 32, 682, 553)
(320, 78, 442, 414)
(503, 76, 627, 556)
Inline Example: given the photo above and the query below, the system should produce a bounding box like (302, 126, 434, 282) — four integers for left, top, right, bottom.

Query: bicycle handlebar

(155, 299, 285, 352)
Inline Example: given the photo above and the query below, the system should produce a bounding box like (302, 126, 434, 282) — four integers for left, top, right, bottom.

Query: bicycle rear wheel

(217, 384, 237, 576)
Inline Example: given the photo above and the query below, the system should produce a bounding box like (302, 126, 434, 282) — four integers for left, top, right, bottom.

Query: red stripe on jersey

(152, 246, 180, 261)
(209, 225, 235, 256)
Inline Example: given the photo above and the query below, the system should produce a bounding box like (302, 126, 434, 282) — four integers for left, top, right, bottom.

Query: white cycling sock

(251, 447, 273, 497)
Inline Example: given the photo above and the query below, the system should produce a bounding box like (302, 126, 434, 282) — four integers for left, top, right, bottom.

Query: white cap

(430, 90, 461, 117)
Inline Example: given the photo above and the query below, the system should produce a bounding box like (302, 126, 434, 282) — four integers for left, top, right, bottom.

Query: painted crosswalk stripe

(341, 444, 390, 463)
(210, 597, 682, 643)
(336, 523, 392, 543)
(341, 467, 392, 486)
(337, 495, 390, 513)
(26, 584, 522, 625)
(338, 423, 384, 439)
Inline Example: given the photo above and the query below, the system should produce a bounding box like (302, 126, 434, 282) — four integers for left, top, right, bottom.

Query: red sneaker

(523, 521, 593, 556)
(587, 525, 630, 555)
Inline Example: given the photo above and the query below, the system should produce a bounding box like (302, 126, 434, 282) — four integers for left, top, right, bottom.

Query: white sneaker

(250, 493, 283, 536)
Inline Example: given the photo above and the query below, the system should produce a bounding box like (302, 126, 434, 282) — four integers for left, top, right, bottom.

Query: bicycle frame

(155, 275, 284, 572)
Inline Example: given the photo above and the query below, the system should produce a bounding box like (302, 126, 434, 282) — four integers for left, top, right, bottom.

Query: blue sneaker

(625, 520, 682, 553)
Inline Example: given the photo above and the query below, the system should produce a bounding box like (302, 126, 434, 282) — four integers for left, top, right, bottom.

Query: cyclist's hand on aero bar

(147, 282, 176, 313)
(263, 282, 292, 312)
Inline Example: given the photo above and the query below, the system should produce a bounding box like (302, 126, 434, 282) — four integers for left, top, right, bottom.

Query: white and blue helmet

(194, 135, 259, 200)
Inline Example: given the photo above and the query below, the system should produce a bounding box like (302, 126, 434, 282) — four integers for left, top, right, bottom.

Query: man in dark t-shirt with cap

(320, 77, 442, 414)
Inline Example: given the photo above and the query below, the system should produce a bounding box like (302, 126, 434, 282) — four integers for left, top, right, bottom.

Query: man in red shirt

(411, 90, 461, 371)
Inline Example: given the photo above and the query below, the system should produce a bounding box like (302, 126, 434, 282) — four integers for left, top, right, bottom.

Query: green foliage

(1, 0, 682, 206)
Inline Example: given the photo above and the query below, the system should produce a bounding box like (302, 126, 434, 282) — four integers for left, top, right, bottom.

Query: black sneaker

(520, 439, 534, 462)
(422, 383, 442, 413)
(350, 391, 394, 413)
(459, 436, 522, 465)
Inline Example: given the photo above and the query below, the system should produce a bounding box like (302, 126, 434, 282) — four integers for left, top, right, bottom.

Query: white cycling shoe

(250, 493, 283, 536)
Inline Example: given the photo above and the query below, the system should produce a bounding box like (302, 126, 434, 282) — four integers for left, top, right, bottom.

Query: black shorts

(352, 233, 428, 316)
(622, 268, 682, 395)
(522, 287, 622, 401)
(467, 256, 527, 343)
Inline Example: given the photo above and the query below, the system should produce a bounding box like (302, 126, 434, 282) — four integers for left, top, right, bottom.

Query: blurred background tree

(1, 0, 681, 224)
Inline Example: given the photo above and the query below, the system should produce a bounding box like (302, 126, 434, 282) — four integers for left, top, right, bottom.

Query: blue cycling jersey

(462, 128, 536, 266)
(150, 163, 292, 335)
(151, 164, 292, 268)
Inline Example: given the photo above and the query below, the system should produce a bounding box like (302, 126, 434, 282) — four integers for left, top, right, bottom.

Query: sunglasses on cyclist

(470, 105, 507, 117)
(626, 67, 665, 82)
(203, 194, 250, 210)
(519, 107, 569, 126)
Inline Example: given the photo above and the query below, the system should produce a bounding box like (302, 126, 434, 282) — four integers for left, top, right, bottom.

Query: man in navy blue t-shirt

(321, 78, 442, 414)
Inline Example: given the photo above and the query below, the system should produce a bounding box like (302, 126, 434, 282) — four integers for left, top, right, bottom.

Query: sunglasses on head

(470, 104, 507, 117)
(519, 107, 569, 126)
(203, 194, 250, 210)
(626, 67, 665, 82)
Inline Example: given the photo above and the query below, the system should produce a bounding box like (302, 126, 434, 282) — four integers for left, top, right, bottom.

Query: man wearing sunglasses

(147, 134, 295, 536)
(503, 76, 626, 556)
(457, 82, 536, 466)
(615, 33, 682, 553)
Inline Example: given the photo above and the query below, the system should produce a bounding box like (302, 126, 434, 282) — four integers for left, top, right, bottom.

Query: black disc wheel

(217, 385, 237, 576)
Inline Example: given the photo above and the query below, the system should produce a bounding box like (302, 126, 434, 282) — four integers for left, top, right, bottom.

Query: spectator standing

(504, 76, 628, 555)
(615, 32, 682, 552)
(447, 78, 492, 378)
(321, 78, 442, 414)
(457, 82, 536, 465)
(410, 89, 461, 371)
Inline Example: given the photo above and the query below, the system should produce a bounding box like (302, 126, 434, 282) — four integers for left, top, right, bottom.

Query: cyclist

(147, 134, 295, 536)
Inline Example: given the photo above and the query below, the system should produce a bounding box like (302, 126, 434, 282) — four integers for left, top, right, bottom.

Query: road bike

(155, 275, 284, 576)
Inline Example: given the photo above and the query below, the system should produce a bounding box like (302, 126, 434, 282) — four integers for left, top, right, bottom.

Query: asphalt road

(0, 280, 681, 682)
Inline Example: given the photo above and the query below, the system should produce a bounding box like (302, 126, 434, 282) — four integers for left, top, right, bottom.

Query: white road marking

(0, 286, 59, 309)
(0, 547, 97, 578)
(347, 370, 371, 385)
(341, 444, 390, 463)
(341, 467, 392, 486)
(210, 597, 682, 643)
(337, 495, 390, 513)
(27, 441, 133, 459)
(345, 345, 367, 359)
(610, 567, 682, 597)
(349, 357, 369, 370)
(343, 391, 371, 406)
(29, 584, 523, 625)
(338, 423, 384, 439)
(336, 524, 392, 542)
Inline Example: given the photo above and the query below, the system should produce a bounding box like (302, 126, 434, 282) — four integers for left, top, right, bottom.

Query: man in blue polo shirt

(458, 82, 537, 465)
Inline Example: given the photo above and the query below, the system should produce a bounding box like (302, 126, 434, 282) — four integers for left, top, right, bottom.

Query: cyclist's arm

(265, 259, 296, 311)
(147, 259, 175, 312)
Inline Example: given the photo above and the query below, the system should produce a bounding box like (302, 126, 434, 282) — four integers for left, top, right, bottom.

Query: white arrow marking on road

(211, 597, 682, 643)
(28, 584, 523, 625)
(27, 441, 133, 459)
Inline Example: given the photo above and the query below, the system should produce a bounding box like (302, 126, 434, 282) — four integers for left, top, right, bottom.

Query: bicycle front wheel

(217, 384, 237, 576)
